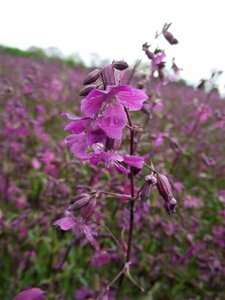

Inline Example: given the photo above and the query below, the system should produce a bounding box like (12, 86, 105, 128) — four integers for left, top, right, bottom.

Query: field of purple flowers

(0, 36, 225, 300)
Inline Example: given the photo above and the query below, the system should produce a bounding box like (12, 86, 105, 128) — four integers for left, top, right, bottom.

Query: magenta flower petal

(81, 89, 106, 117)
(82, 224, 95, 245)
(114, 162, 130, 174)
(117, 87, 148, 111)
(14, 288, 45, 300)
(99, 103, 126, 139)
(53, 217, 76, 231)
(123, 155, 144, 169)
(65, 134, 91, 160)
(86, 127, 106, 145)
(61, 112, 81, 120)
(64, 120, 86, 134)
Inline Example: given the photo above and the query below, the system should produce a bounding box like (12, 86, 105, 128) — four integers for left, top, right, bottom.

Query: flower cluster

(62, 61, 148, 173)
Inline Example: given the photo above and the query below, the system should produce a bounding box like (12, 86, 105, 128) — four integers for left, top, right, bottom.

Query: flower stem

(116, 108, 136, 298)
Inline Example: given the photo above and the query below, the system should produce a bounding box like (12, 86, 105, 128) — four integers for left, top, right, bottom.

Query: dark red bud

(112, 60, 129, 70)
(83, 68, 102, 85)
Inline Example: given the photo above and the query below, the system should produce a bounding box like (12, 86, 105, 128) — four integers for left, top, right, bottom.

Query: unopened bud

(156, 173, 173, 200)
(145, 49, 154, 60)
(101, 64, 116, 88)
(156, 173, 177, 215)
(83, 68, 102, 85)
(80, 197, 96, 219)
(68, 193, 91, 211)
(145, 174, 157, 185)
(112, 60, 129, 70)
(169, 138, 182, 153)
(141, 182, 152, 203)
(164, 197, 177, 215)
(163, 31, 178, 45)
(79, 85, 97, 96)
(141, 174, 157, 203)
(162, 23, 178, 45)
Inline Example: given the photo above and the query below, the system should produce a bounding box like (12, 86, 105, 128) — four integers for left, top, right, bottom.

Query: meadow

(0, 37, 225, 300)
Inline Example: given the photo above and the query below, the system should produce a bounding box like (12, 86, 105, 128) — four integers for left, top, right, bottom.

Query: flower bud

(80, 197, 96, 219)
(169, 138, 182, 153)
(83, 68, 102, 85)
(162, 23, 178, 45)
(145, 49, 155, 60)
(141, 174, 157, 203)
(141, 182, 152, 203)
(101, 64, 116, 88)
(163, 31, 178, 45)
(68, 193, 91, 211)
(156, 173, 173, 200)
(112, 60, 129, 70)
(164, 197, 177, 215)
(156, 173, 177, 215)
(145, 174, 157, 185)
(79, 85, 97, 96)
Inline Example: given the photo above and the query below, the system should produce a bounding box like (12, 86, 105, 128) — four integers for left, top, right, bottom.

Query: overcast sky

(0, 0, 225, 91)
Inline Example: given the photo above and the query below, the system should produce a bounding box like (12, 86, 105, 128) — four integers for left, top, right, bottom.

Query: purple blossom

(90, 147, 144, 173)
(14, 288, 46, 300)
(184, 196, 203, 209)
(151, 52, 166, 72)
(54, 216, 96, 245)
(91, 249, 111, 267)
(81, 85, 148, 137)
(75, 286, 94, 300)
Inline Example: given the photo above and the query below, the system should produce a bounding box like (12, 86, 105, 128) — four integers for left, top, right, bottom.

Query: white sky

(0, 0, 225, 91)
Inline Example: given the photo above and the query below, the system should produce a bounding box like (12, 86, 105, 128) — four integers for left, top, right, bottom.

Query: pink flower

(90, 146, 144, 174)
(54, 216, 96, 245)
(219, 190, 225, 204)
(81, 85, 148, 116)
(14, 288, 45, 300)
(80, 85, 148, 139)
(184, 196, 203, 209)
(151, 52, 166, 72)
(31, 158, 41, 170)
(91, 249, 111, 267)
